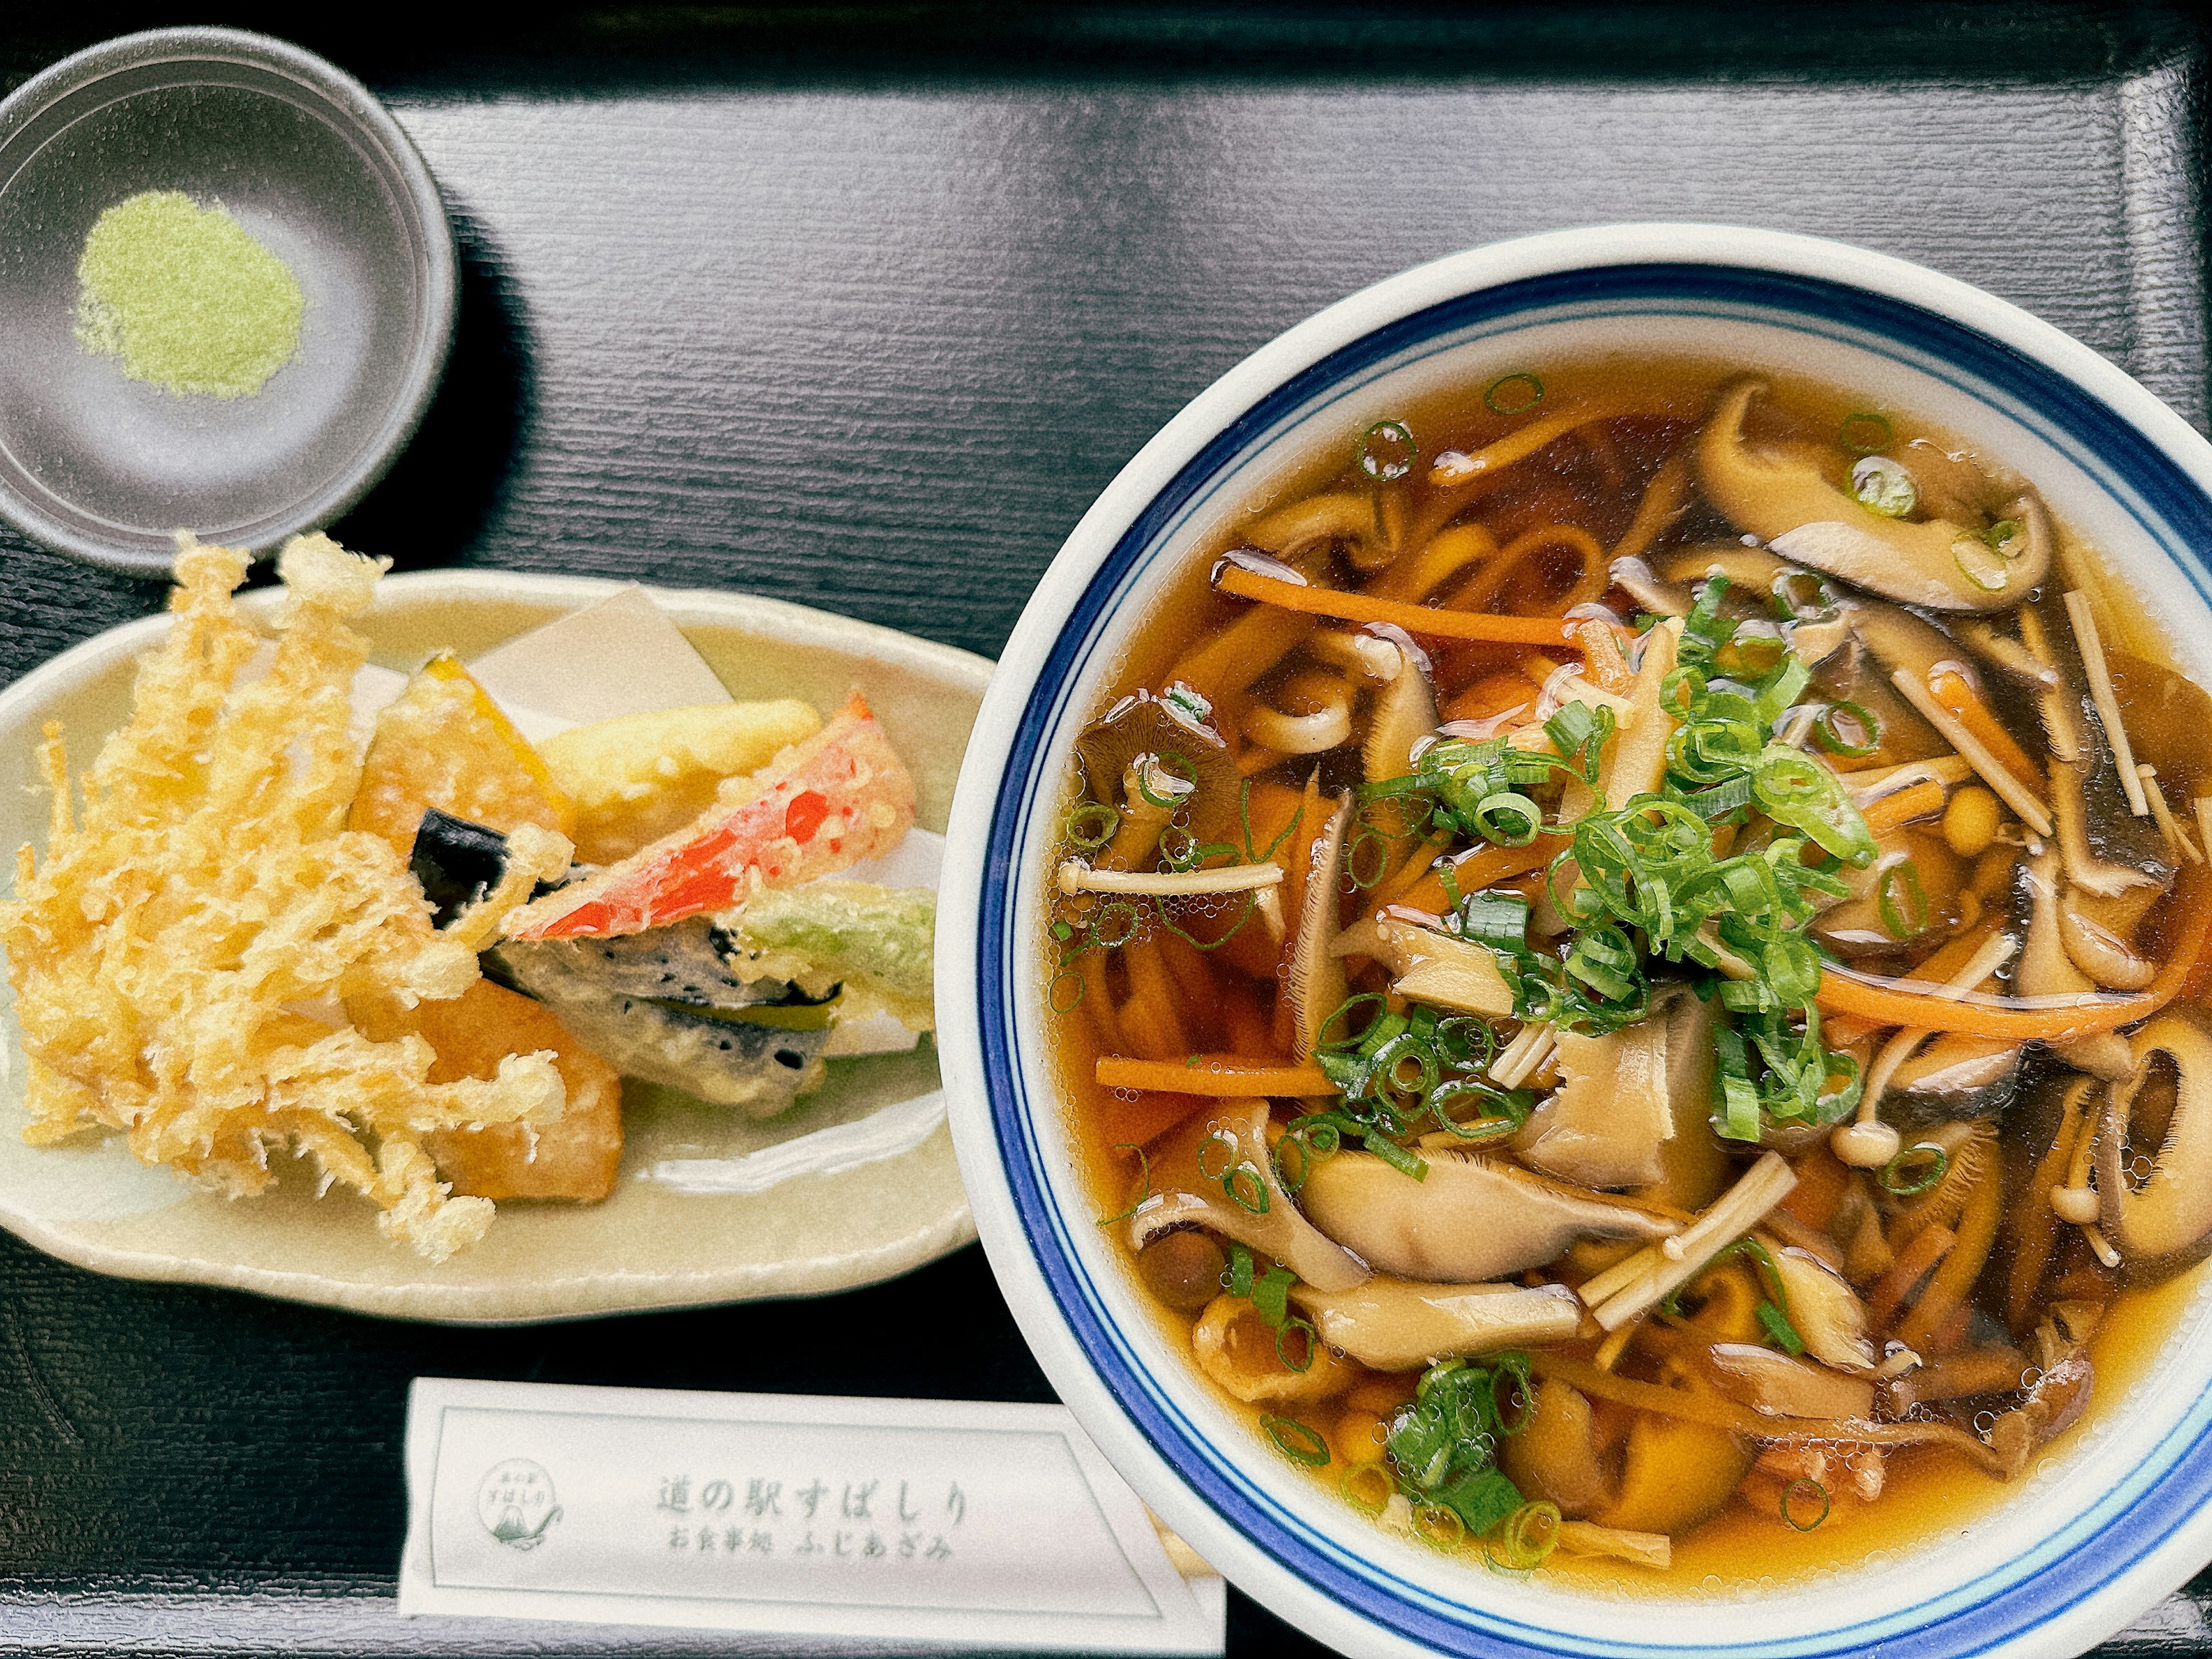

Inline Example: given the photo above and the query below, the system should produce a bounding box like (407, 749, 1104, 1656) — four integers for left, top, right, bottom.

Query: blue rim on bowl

(939, 224, 2212, 1658)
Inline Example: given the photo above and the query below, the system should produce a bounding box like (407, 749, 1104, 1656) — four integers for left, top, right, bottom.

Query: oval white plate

(0, 570, 989, 1324)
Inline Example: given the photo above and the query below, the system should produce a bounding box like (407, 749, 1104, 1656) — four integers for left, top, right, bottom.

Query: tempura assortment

(1, 536, 937, 1259)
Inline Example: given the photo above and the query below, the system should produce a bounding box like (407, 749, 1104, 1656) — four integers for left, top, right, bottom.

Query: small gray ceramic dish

(0, 28, 456, 575)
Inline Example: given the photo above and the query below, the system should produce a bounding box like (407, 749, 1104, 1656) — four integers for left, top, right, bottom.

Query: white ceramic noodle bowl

(937, 224, 2212, 1657)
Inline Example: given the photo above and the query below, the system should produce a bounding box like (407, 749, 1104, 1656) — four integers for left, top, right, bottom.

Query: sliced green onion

(1495, 1501, 1562, 1570)
(1066, 802, 1120, 849)
(1459, 890, 1531, 950)
(1224, 1161, 1271, 1214)
(1813, 700, 1881, 757)
(1756, 1299, 1808, 1355)
(1877, 860, 1930, 940)
(1484, 371, 1544, 416)
(1850, 454, 1919, 518)
(1984, 517, 2025, 555)
(1470, 791, 1543, 847)
(1882, 1141, 1950, 1196)
(1782, 1478, 1831, 1531)
(1095, 1144, 1152, 1226)
(1091, 900, 1141, 948)
(1263, 1414, 1332, 1467)
(1412, 1503, 1468, 1552)
(1342, 1462, 1394, 1516)
(1226, 1240, 1255, 1299)
(1839, 410, 1893, 454)
(1048, 969, 1085, 1012)
(1773, 568, 1839, 621)
(1196, 1130, 1236, 1183)
(1953, 534, 2012, 593)
(1275, 1316, 1319, 1374)
(1358, 419, 1418, 482)
(1252, 1263, 1296, 1328)
(1366, 1134, 1430, 1180)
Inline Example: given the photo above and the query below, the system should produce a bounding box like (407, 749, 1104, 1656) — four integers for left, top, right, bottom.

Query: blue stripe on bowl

(974, 262, 2212, 1657)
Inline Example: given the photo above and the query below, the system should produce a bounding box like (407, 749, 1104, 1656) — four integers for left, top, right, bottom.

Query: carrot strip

(1095, 1055, 1339, 1096)
(1393, 835, 1566, 916)
(1216, 564, 1589, 648)
(1816, 867, 2210, 1040)
(1859, 778, 1948, 836)
(1926, 668, 2044, 795)
(1573, 619, 1634, 695)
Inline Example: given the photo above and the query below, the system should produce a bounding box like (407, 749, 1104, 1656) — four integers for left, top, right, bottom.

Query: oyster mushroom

(2058, 885, 2158, 991)
(1331, 910, 1515, 1019)
(1297, 1147, 1677, 1282)
(1884, 1031, 2024, 1124)
(1767, 1245, 1877, 1373)
(1695, 378, 2051, 611)
(1705, 1345, 1876, 1419)
(1127, 1100, 1370, 1292)
(1513, 1013, 1675, 1188)
(1289, 1277, 1581, 1372)
(2018, 849, 2135, 1080)
(1360, 635, 1440, 782)
(2094, 1008, 2212, 1284)
(1077, 687, 1240, 847)
(1286, 793, 1354, 1060)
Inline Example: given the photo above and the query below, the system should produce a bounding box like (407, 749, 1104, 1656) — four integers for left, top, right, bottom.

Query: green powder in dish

(74, 190, 305, 399)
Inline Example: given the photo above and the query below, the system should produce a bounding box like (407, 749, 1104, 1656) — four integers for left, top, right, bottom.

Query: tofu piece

(359, 979, 624, 1202)
(537, 700, 823, 864)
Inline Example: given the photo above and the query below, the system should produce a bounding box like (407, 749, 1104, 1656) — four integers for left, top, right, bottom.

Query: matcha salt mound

(74, 190, 305, 399)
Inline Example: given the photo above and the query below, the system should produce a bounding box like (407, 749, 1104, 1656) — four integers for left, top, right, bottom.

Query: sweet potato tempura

(0, 535, 573, 1260)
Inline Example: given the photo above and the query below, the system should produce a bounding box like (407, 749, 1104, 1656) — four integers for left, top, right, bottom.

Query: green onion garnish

(1263, 1414, 1332, 1467)
(1226, 1241, 1254, 1298)
(1882, 1141, 1950, 1196)
(1224, 1162, 1270, 1214)
(1877, 861, 1931, 939)
(1090, 900, 1141, 949)
(1495, 1501, 1562, 1570)
(1483, 371, 1545, 416)
(1342, 1462, 1393, 1516)
(1358, 419, 1418, 482)
(1066, 802, 1120, 849)
(1813, 700, 1881, 757)
(1850, 454, 1919, 518)
(1839, 410, 1893, 454)
(1782, 1477, 1831, 1531)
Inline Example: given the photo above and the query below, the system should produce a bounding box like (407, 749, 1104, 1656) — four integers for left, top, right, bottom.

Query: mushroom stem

(1056, 860, 1283, 896)
(1585, 1153, 1798, 1331)
(1834, 930, 2018, 1169)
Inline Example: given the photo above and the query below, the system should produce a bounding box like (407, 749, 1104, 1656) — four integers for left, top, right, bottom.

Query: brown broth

(1046, 353, 2211, 1586)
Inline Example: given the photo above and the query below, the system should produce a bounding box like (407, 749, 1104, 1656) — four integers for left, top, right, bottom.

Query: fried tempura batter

(0, 534, 573, 1260)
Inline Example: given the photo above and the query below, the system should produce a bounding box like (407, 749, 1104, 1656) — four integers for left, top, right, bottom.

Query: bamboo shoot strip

(2065, 590, 2150, 817)
(1214, 563, 1589, 649)
(1887, 668, 2054, 838)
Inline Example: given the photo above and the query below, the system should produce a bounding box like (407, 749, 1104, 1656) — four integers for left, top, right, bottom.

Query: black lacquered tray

(5, 5, 2212, 1654)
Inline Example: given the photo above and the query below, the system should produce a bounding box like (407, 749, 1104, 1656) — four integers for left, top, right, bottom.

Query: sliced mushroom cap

(1637, 988, 1730, 1211)
(1362, 640, 1441, 782)
(2025, 598, 2171, 899)
(1286, 792, 1353, 1060)
(1885, 1031, 2024, 1124)
(1297, 1148, 1677, 1282)
(1498, 1377, 1613, 1516)
(1513, 1016, 1674, 1188)
(2017, 849, 2135, 1081)
(1767, 1245, 1877, 1372)
(2058, 885, 2158, 991)
(1290, 1277, 1581, 1372)
(1077, 688, 1239, 844)
(1695, 378, 2051, 611)
(1127, 1100, 1370, 1292)
(1705, 1344, 1876, 1419)
(2096, 1008, 2212, 1284)
(1334, 912, 1515, 1018)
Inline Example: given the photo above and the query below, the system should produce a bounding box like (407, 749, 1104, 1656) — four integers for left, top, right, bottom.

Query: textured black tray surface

(5, 5, 2212, 1654)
